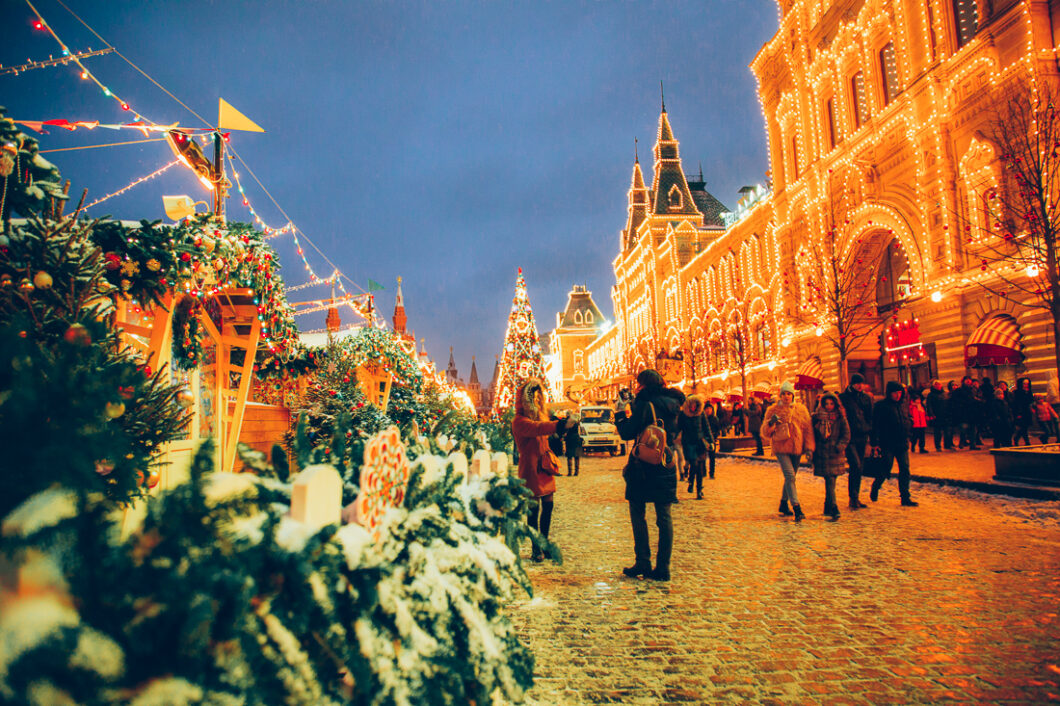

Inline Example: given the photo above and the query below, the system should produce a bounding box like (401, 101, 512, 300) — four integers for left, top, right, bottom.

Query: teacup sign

(353, 426, 410, 539)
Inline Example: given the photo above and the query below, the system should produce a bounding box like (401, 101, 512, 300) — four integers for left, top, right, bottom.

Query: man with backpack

(615, 369, 685, 582)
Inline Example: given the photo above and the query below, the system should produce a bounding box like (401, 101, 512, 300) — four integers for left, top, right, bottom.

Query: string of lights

(0, 47, 112, 76)
(19, 0, 378, 316)
(81, 159, 181, 211)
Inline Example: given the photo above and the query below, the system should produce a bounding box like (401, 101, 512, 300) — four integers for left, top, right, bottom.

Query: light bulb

(930, 291, 942, 303)
(1027, 265, 1040, 277)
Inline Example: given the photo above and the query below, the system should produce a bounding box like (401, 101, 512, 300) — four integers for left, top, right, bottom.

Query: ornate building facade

(582, 0, 1060, 399)
(544, 285, 606, 401)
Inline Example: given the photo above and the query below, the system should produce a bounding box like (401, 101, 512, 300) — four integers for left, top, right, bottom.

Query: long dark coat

(812, 393, 851, 477)
(616, 383, 685, 504)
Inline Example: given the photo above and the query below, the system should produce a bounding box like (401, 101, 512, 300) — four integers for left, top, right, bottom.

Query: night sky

(2, 0, 777, 378)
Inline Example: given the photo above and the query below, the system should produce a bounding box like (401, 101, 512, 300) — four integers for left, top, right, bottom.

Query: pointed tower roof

(556, 284, 605, 329)
(469, 356, 480, 385)
(392, 276, 408, 335)
(650, 105, 699, 219)
(622, 143, 650, 251)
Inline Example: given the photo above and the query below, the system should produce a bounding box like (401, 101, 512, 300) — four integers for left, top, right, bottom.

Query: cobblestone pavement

(509, 454, 1060, 704)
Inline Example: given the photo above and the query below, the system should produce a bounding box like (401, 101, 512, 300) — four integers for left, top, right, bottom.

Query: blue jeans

(776, 453, 800, 506)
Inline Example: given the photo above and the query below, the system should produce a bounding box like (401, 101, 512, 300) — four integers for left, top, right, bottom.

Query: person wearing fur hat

(513, 379, 578, 562)
(761, 380, 814, 522)
(869, 381, 918, 506)
(678, 394, 714, 499)
(615, 369, 685, 581)
(812, 392, 851, 521)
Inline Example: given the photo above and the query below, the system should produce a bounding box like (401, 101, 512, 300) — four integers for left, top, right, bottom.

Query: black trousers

(911, 428, 927, 451)
(871, 447, 912, 501)
(845, 439, 866, 502)
(527, 495, 554, 555)
(706, 445, 716, 477)
(629, 501, 673, 571)
(566, 454, 580, 475)
(751, 430, 764, 454)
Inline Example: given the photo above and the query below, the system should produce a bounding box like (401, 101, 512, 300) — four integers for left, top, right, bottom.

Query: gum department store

(548, 0, 1060, 403)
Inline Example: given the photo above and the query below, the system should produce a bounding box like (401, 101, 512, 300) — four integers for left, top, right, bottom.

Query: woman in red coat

(513, 379, 576, 561)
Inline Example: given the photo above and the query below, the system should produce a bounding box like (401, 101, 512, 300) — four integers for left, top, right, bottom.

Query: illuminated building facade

(545, 285, 607, 401)
(586, 0, 1060, 398)
(754, 0, 1060, 391)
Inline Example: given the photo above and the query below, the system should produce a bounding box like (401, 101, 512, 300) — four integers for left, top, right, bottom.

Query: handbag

(540, 447, 560, 475)
(632, 402, 667, 466)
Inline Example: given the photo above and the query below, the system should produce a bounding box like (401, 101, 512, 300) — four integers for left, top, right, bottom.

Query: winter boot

(779, 498, 793, 516)
(826, 503, 840, 521)
(793, 504, 805, 522)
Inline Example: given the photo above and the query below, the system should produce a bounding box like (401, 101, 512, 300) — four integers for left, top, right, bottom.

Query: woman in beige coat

(761, 380, 815, 521)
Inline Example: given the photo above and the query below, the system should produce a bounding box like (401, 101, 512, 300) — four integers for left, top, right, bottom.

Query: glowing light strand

(81, 159, 181, 211)
(0, 47, 112, 76)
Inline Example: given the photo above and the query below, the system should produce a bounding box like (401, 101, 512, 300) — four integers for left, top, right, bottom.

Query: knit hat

(849, 373, 865, 385)
(779, 380, 795, 395)
(885, 380, 905, 396)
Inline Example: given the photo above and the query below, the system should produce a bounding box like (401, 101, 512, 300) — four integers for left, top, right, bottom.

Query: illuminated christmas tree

(492, 268, 549, 414)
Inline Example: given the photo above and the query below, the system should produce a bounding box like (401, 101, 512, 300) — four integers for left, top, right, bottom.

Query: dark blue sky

(2, 0, 777, 377)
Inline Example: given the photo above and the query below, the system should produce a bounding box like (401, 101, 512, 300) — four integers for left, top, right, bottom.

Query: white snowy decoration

(1, 488, 78, 538)
(447, 452, 468, 482)
(435, 434, 456, 452)
(127, 677, 203, 706)
(290, 464, 342, 530)
(202, 472, 257, 508)
(353, 426, 410, 539)
(491, 452, 509, 476)
(67, 627, 124, 679)
(0, 596, 79, 688)
(469, 449, 493, 479)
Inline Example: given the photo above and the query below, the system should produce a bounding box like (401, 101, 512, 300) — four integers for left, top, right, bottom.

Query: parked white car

(579, 406, 624, 456)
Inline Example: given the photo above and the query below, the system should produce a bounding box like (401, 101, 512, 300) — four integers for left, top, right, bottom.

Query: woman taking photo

(513, 379, 577, 562)
(762, 381, 814, 522)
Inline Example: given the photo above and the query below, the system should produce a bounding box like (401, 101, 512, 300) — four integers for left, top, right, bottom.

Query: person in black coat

(950, 377, 981, 450)
(702, 401, 723, 478)
(548, 414, 565, 458)
(925, 380, 951, 451)
(746, 397, 765, 455)
(989, 387, 1015, 448)
(678, 394, 714, 499)
(869, 380, 918, 506)
(838, 373, 873, 509)
(615, 369, 685, 582)
(1012, 377, 1035, 446)
(563, 415, 583, 476)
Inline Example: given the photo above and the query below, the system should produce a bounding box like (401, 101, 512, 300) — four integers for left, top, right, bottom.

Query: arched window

(754, 319, 772, 360)
(876, 238, 912, 311)
(573, 310, 583, 325)
(668, 185, 683, 209)
(585, 310, 593, 324)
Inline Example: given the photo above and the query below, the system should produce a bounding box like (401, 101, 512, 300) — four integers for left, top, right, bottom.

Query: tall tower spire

(650, 99, 697, 218)
(660, 80, 666, 113)
(392, 276, 407, 335)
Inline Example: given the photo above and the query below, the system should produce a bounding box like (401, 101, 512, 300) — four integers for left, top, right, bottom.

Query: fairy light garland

(0, 47, 112, 77)
(81, 159, 180, 211)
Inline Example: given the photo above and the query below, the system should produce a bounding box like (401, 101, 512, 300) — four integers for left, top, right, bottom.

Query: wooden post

(223, 316, 261, 473)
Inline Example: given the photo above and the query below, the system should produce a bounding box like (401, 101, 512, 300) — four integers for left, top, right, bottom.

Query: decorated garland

(171, 295, 203, 370)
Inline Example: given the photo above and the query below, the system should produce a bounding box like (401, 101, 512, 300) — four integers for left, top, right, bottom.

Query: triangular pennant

(217, 98, 264, 132)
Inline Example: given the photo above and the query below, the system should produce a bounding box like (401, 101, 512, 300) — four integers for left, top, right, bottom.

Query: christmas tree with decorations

(491, 268, 549, 415)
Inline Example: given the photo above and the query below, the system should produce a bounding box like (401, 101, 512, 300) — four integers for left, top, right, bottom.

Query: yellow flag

(218, 98, 264, 132)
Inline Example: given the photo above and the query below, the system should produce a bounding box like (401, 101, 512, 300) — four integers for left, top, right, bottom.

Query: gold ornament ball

(17, 278, 34, 294)
(176, 388, 195, 408)
(105, 401, 126, 419)
(147, 468, 161, 489)
(33, 271, 53, 290)
(146, 258, 161, 272)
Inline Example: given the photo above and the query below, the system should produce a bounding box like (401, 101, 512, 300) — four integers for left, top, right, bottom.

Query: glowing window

(953, 0, 978, 48)
(585, 310, 593, 324)
(573, 310, 583, 324)
(880, 43, 900, 105)
(668, 185, 683, 209)
(573, 350, 584, 374)
(851, 71, 870, 128)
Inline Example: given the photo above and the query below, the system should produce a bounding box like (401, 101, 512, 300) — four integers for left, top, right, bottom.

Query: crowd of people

(511, 370, 1059, 580)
